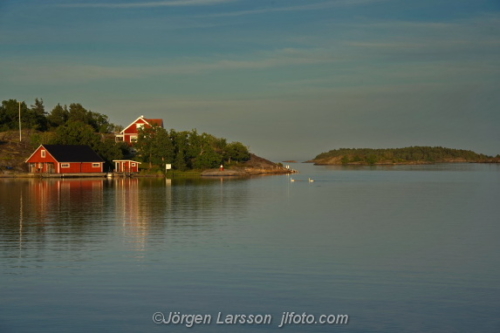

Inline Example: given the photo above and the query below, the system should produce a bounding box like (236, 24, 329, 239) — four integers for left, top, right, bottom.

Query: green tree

(52, 121, 100, 147)
(47, 104, 69, 129)
(0, 99, 29, 131)
(94, 137, 125, 170)
(187, 130, 225, 169)
(136, 125, 174, 169)
(52, 121, 123, 168)
(30, 98, 48, 131)
(225, 141, 250, 163)
(65, 103, 113, 133)
(171, 130, 189, 171)
(151, 127, 174, 169)
(0, 99, 20, 131)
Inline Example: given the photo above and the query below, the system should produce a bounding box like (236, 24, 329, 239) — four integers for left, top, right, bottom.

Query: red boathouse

(26, 145, 105, 174)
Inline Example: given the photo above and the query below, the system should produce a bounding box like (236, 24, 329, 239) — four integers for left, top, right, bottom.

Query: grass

(137, 166, 202, 178)
(166, 170, 202, 178)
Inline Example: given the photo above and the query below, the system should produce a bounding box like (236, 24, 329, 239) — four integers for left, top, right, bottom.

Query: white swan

(290, 178, 295, 182)
(308, 178, 314, 183)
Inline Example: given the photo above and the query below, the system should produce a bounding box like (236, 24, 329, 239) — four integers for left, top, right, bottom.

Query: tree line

(1, 98, 250, 171)
(0, 98, 120, 133)
(136, 125, 250, 171)
(1, 98, 125, 169)
(313, 146, 497, 165)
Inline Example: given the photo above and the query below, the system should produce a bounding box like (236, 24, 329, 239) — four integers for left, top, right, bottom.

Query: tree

(195, 147, 222, 169)
(64, 103, 113, 133)
(150, 127, 174, 169)
(171, 130, 188, 171)
(185, 130, 226, 169)
(0, 99, 25, 131)
(225, 142, 250, 163)
(136, 125, 174, 169)
(94, 137, 125, 170)
(0, 99, 19, 131)
(52, 121, 100, 147)
(52, 120, 124, 168)
(68, 103, 90, 124)
(47, 104, 69, 129)
(0, 99, 48, 132)
(30, 98, 48, 131)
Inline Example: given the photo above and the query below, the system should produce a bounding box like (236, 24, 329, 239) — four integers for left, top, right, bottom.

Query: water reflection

(0, 177, 250, 265)
(114, 178, 164, 255)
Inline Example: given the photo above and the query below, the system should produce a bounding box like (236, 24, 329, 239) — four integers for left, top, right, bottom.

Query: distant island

(308, 147, 500, 165)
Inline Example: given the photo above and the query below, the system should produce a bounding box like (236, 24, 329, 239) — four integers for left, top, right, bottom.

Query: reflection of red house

(113, 160, 141, 173)
(115, 115, 164, 144)
(26, 145, 104, 174)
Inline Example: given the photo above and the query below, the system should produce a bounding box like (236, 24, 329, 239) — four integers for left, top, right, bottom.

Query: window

(41, 150, 46, 158)
(131, 136, 138, 142)
(136, 123, 144, 130)
(131, 163, 136, 167)
(92, 163, 100, 168)
(61, 163, 70, 168)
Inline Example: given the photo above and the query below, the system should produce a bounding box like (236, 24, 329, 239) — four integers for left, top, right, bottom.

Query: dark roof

(42, 145, 104, 163)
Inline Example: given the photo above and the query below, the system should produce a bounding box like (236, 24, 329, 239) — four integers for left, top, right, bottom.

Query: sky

(1, 0, 499, 161)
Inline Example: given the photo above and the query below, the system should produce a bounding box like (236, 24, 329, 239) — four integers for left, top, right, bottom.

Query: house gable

(25, 145, 58, 164)
(120, 115, 163, 135)
(117, 115, 164, 144)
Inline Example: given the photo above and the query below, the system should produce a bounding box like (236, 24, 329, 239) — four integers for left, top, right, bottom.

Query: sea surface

(1, 163, 499, 333)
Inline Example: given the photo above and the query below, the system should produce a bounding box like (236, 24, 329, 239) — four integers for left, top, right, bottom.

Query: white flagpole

(18, 101, 22, 142)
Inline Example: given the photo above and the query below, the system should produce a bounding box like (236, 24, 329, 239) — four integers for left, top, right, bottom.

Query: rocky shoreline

(202, 154, 297, 176)
(201, 167, 295, 177)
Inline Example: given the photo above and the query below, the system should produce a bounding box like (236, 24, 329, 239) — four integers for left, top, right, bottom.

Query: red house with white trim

(115, 115, 164, 144)
(26, 145, 105, 174)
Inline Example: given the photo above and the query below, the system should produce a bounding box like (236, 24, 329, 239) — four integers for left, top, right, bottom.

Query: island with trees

(309, 147, 500, 165)
(0, 98, 290, 176)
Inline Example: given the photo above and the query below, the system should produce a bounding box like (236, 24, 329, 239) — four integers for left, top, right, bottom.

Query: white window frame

(136, 123, 144, 130)
(92, 163, 100, 168)
(41, 150, 46, 158)
(130, 136, 138, 142)
(131, 163, 136, 167)
(61, 163, 70, 168)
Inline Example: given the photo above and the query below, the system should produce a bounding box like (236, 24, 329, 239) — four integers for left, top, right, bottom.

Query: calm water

(1, 163, 499, 333)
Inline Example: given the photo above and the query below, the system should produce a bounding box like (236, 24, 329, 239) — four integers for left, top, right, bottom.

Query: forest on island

(0, 98, 250, 171)
(313, 147, 499, 165)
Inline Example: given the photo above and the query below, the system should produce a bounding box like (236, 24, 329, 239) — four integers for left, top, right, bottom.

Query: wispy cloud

(2, 48, 336, 84)
(197, 0, 387, 17)
(340, 15, 500, 63)
(60, 0, 234, 9)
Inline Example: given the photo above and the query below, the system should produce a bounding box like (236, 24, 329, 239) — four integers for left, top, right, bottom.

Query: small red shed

(115, 115, 164, 144)
(26, 145, 105, 174)
(113, 160, 141, 173)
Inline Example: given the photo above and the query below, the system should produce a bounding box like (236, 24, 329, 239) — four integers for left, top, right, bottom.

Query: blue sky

(1, 0, 499, 160)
